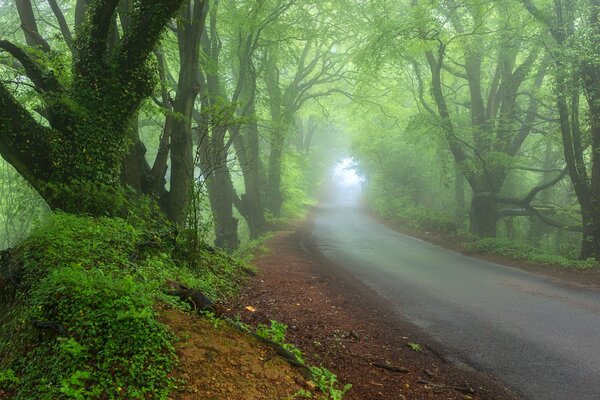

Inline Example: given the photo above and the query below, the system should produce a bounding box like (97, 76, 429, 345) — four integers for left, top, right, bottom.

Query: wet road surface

(312, 205, 600, 400)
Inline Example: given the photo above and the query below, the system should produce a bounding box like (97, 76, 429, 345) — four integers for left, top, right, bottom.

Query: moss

(0, 212, 246, 399)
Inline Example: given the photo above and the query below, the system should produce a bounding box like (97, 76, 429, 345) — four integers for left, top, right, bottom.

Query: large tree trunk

(0, 0, 188, 217)
(469, 193, 497, 237)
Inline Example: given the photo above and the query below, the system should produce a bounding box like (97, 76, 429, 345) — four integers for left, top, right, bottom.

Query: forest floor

(225, 222, 521, 400)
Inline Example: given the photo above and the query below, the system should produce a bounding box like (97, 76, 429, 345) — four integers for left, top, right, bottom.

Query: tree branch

(0, 40, 61, 93)
(47, 0, 74, 51)
(116, 0, 189, 77)
(0, 82, 54, 190)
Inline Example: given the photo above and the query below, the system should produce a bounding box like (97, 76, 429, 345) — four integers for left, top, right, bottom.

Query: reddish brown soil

(162, 307, 318, 400)
(226, 227, 522, 400)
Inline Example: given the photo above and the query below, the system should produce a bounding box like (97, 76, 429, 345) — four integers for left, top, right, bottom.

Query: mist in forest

(330, 158, 364, 207)
(4, 0, 600, 398)
(0, 0, 599, 262)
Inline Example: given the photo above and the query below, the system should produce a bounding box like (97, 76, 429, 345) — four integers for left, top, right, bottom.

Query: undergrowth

(254, 320, 352, 400)
(368, 192, 598, 270)
(370, 194, 457, 235)
(0, 212, 245, 399)
(466, 238, 598, 269)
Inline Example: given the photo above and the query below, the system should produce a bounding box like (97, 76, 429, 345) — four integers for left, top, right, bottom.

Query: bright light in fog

(333, 158, 363, 186)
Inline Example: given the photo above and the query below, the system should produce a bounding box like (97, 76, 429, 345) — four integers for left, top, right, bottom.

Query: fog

(331, 157, 363, 207)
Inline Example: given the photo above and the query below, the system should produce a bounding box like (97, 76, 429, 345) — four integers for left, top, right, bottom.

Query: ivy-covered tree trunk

(0, 0, 187, 216)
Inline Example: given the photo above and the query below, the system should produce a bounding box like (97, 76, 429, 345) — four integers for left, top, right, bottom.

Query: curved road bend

(312, 205, 600, 400)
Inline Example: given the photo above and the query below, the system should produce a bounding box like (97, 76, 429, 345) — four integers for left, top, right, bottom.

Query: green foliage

(254, 320, 351, 399)
(256, 320, 304, 362)
(466, 238, 598, 269)
(0, 212, 247, 399)
(369, 189, 457, 235)
(407, 342, 423, 352)
(279, 151, 313, 221)
(0, 369, 20, 386)
(308, 366, 352, 400)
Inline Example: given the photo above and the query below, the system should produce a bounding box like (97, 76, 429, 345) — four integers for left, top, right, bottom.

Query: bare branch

(47, 0, 74, 51)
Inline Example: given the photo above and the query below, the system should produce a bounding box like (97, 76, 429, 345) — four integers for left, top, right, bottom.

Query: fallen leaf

(244, 306, 256, 312)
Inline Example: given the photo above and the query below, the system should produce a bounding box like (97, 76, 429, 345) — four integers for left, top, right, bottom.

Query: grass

(0, 212, 246, 399)
(466, 238, 598, 269)
(367, 193, 598, 270)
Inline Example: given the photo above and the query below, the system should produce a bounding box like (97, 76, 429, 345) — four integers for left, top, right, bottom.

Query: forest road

(311, 205, 600, 400)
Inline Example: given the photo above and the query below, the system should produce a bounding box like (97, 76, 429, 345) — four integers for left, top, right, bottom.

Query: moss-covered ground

(0, 213, 245, 398)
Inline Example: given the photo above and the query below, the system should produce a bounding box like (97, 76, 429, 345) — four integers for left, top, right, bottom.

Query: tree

(414, 0, 550, 236)
(520, 0, 600, 260)
(0, 0, 190, 216)
(263, 22, 347, 217)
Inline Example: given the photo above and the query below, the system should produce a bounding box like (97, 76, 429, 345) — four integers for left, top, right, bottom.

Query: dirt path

(226, 226, 521, 400)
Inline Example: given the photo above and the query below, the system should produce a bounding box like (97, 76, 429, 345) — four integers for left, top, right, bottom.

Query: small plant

(289, 388, 313, 399)
(407, 342, 423, 352)
(309, 366, 352, 400)
(256, 320, 304, 362)
(0, 369, 20, 387)
(254, 320, 351, 399)
(201, 310, 224, 329)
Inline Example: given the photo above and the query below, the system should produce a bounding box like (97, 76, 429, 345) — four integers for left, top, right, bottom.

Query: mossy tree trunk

(0, 0, 187, 216)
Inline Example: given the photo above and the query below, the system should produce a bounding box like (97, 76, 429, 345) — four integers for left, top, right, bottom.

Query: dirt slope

(162, 308, 314, 400)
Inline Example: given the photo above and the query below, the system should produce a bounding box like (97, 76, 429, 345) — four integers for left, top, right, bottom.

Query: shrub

(466, 238, 598, 269)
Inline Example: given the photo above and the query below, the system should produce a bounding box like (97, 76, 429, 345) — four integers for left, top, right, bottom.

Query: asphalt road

(312, 204, 600, 400)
